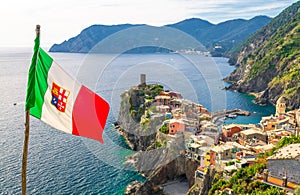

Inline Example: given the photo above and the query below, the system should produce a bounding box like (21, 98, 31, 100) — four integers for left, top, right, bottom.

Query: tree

(295, 186, 300, 195)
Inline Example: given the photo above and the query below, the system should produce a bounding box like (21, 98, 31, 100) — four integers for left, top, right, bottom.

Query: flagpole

(22, 24, 40, 195)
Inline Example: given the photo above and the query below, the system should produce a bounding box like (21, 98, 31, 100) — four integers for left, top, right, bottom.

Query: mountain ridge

(226, 1, 300, 109)
(49, 16, 271, 54)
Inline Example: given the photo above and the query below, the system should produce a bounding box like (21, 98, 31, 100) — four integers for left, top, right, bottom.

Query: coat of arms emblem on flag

(51, 82, 70, 113)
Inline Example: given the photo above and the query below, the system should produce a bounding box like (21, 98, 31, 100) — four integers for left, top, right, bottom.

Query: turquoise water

(0, 49, 274, 194)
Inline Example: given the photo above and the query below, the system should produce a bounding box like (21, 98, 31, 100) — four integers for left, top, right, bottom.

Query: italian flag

(25, 34, 109, 143)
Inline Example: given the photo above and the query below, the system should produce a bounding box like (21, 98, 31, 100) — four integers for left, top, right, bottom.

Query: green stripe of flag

(25, 35, 53, 118)
(25, 35, 40, 111)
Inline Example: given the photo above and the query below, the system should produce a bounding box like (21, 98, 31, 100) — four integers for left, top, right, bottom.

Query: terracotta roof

(223, 124, 240, 129)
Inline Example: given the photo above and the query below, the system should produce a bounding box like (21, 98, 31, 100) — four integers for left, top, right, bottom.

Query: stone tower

(275, 96, 286, 116)
(140, 74, 146, 86)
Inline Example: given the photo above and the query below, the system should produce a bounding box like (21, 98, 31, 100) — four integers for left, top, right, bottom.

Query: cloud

(0, 0, 297, 46)
(184, 0, 295, 23)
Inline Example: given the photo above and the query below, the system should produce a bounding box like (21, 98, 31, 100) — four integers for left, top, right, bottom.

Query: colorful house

(155, 95, 171, 106)
(260, 115, 290, 131)
(168, 91, 182, 99)
(168, 119, 185, 135)
(237, 129, 267, 146)
(156, 105, 170, 113)
(221, 124, 242, 141)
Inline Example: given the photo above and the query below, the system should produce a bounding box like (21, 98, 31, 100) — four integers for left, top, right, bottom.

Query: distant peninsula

(49, 16, 271, 56)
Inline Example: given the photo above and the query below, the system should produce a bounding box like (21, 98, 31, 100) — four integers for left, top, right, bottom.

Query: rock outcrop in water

(117, 83, 165, 151)
(117, 81, 202, 194)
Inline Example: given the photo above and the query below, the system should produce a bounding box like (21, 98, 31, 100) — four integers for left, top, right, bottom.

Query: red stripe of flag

(72, 86, 110, 143)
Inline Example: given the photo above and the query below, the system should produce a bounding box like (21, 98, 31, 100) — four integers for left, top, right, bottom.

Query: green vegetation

(155, 140, 167, 149)
(225, 161, 235, 166)
(209, 135, 300, 195)
(295, 186, 300, 195)
(246, 18, 300, 80)
(263, 135, 300, 157)
(228, 2, 300, 108)
(150, 85, 164, 96)
(156, 141, 162, 148)
(129, 84, 164, 121)
(149, 106, 157, 113)
(209, 154, 269, 194)
(230, 1, 300, 60)
(140, 118, 150, 126)
(159, 124, 168, 134)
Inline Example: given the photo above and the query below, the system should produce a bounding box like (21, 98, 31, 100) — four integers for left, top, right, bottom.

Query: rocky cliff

(125, 150, 199, 195)
(226, 1, 300, 109)
(187, 167, 216, 195)
(117, 84, 165, 151)
(117, 84, 201, 194)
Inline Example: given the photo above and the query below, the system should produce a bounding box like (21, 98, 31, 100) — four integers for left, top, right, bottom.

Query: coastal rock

(188, 167, 216, 195)
(117, 84, 164, 151)
(226, 1, 300, 109)
(131, 154, 199, 195)
(125, 181, 143, 195)
(118, 84, 209, 194)
(185, 159, 199, 187)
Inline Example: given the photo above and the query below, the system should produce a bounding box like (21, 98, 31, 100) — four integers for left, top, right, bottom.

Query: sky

(0, 0, 298, 47)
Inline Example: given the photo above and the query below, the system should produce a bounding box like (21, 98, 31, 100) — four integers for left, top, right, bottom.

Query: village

(135, 75, 300, 194)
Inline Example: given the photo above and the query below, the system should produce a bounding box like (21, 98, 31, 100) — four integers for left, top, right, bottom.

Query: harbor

(211, 109, 251, 124)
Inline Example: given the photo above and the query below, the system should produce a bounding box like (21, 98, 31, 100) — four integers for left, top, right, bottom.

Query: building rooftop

(211, 142, 246, 153)
(156, 105, 170, 109)
(253, 144, 275, 151)
(189, 135, 215, 146)
(223, 124, 241, 130)
(267, 143, 300, 160)
(155, 95, 171, 99)
(189, 143, 201, 149)
(240, 129, 265, 136)
(169, 119, 185, 124)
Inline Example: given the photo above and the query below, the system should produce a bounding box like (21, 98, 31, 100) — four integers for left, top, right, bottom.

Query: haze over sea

(0, 48, 275, 194)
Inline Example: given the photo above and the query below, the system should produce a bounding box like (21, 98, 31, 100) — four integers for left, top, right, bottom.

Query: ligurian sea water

(0, 48, 275, 194)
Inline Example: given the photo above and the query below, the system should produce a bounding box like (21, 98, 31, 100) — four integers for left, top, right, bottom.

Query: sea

(0, 48, 275, 194)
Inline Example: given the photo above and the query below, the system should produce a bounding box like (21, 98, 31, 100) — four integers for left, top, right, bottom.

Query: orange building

(168, 119, 185, 135)
(222, 124, 242, 141)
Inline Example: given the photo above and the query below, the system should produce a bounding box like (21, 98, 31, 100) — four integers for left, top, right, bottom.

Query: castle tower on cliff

(140, 74, 146, 85)
(275, 96, 286, 116)
(139, 74, 146, 88)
